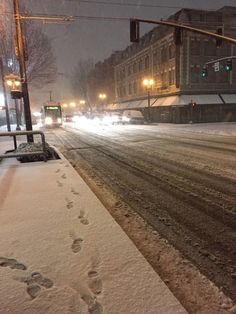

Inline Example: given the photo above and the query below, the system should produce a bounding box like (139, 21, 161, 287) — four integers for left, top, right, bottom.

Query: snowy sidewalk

(0, 148, 187, 313)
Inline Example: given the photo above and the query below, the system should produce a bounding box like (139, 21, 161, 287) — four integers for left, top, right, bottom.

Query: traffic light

(225, 59, 232, 71)
(216, 27, 223, 47)
(201, 67, 208, 78)
(130, 19, 140, 43)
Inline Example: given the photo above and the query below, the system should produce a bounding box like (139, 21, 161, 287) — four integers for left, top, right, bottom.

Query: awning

(221, 94, 236, 104)
(109, 94, 224, 110)
(151, 95, 223, 107)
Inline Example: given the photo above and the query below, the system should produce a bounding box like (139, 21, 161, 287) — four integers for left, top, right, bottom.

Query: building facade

(112, 6, 236, 123)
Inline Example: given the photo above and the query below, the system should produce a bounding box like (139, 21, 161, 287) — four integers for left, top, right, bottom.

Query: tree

(0, 0, 57, 89)
(70, 58, 94, 110)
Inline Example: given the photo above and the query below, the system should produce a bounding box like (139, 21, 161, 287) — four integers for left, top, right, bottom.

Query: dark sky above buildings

(23, 0, 236, 107)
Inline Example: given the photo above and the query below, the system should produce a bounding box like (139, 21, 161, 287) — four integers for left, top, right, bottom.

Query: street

(46, 123, 236, 310)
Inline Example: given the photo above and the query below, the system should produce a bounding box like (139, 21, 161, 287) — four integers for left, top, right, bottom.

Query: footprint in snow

(66, 199, 74, 209)
(20, 271, 54, 299)
(81, 294, 103, 314)
(71, 188, 80, 196)
(88, 270, 103, 295)
(0, 257, 27, 270)
(78, 210, 89, 225)
(71, 238, 83, 253)
(57, 180, 63, 187)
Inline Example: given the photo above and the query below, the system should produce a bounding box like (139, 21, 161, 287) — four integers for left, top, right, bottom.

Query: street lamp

(98, 93, 107, 111)
(70, 102, 76, 108)
(5, 74, 22, 130)
(143, 78, 154, 122)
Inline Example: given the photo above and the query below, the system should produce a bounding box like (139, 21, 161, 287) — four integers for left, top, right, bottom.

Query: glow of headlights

(57, 118, 62, 123)
(111, 116, 119, 122)
(103, 116, 113, 124)
(122, 116, 130, 122)
(45, 117, 53, 125)
(72, 116, 80, 122)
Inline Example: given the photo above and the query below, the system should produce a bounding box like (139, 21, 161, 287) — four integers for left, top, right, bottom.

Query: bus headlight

(45, 117, 53, 125)
(57, 118, 62, 123)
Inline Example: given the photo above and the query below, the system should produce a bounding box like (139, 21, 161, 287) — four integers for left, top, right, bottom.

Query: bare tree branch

(0, 0, 57, 89)
(70, 58, 94, 109)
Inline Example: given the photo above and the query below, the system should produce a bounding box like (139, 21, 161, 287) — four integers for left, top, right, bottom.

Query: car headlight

(122, 116, 130, 122)
(57, 118, 62, 123)
(45, 117, 53, 125)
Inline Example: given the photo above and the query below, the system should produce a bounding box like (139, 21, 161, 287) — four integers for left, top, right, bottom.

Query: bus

(41, 104, 62, 127)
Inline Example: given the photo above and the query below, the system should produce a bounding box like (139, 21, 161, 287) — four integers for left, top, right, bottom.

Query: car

(64, 114, 74, 122)
(122, 110, 145, 124)
(110, 112, 123, 124)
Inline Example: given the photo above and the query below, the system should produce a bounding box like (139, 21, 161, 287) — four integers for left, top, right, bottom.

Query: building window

(139, 59, 143, 71)
(145, 56, 149, 69)
(128, 65, 131, 76)
(133, 62, 137, 74)
(172, 68, 175, 85)
(190, 39, 201, 56)
(153, 51, 157, 66)
(133, 81, 137, 94)
(161, 47, 168, 62)
(190, 65, 200, 84)
(203, 40, 216, 56)
(168, 70, 172, 85)
(168, 44, 175, 59)
(128, 83, 132, 95)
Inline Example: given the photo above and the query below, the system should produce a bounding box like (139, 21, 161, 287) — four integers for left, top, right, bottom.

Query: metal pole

(14, 99, 21, 130)
(13, 0, 33, 142)
(0, 57, 11, 131)
(148, 89, 151, 122)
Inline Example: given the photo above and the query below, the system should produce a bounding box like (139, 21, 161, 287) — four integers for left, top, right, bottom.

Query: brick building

(110, 6, 236, 123)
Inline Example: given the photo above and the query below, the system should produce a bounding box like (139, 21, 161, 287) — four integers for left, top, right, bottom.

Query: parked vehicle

(122, 110, 145, 124)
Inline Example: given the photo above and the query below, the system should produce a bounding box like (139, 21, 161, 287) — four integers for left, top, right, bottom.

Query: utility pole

(13, 0, 33, 142)
(0, 57, 11, 132)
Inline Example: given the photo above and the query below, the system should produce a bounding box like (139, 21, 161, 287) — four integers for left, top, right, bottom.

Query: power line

(69, 0, 215, 11)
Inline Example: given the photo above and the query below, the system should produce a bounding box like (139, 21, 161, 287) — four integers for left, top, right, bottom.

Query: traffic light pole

(13, 0, 33, 142)
(205, 56, 236, 66)
(130, 18, 236, 45)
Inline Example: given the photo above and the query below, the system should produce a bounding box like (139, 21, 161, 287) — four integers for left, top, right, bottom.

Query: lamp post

(98, 93, 107, 111)
(5, 74, 22, 131)
(13, 0, 33, 141)
(143, 78, 154, 122)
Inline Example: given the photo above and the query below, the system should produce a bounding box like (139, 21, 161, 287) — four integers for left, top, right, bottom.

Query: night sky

(24, 0, 236, 108)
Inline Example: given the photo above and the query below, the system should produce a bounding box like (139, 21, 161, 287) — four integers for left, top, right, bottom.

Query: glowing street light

(62, 103, 68, 108)
(98, 93, 107, 111)
(4, 74, 22, 130)
(80, 100, 86, 105)
(70, 102, 76, 108)
(142, 78, 154, 122)
(99, 93, 107, 100)
(6, 80, 13, 87)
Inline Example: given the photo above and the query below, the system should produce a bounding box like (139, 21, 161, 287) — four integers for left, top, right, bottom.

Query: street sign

(214, 61, 220, 72)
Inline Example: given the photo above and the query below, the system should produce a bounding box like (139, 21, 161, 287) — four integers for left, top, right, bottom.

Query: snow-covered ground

(63, 121, 236, 137)
(0, 151, 187, 314)
(1, 122, 236, 136)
